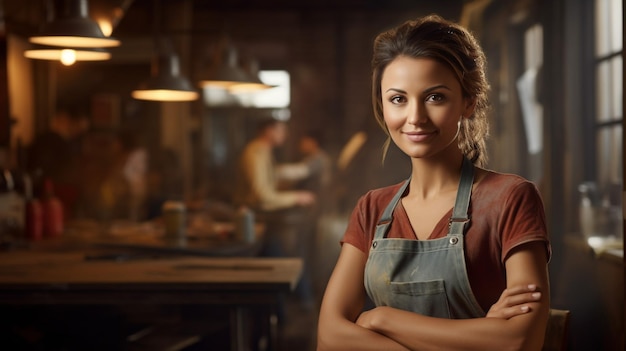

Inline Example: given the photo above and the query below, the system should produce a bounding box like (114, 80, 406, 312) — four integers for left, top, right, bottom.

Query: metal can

(235, 206, 255, 243)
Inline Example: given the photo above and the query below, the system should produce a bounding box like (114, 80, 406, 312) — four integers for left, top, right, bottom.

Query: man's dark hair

(256, 117, 282, 135)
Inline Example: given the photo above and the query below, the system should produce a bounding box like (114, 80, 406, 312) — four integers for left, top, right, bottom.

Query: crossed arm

(317, 242, 550, 351)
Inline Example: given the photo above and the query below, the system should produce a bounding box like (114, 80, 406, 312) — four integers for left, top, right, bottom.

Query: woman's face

(381, 56, 474, 160)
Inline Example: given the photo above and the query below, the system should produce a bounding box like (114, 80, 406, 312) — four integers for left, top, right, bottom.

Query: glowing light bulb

(97, 19, 113, 37)
(60, 49, 77, 66)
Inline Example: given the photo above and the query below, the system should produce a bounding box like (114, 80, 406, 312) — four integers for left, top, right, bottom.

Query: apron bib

(364, 158, 485, 319)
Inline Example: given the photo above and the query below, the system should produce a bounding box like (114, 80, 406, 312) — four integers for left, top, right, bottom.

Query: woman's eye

(390, 96, 406, 104)
(426, 94, 445, 103)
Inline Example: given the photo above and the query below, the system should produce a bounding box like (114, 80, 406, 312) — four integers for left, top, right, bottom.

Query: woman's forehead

(381, 56, 460, 91)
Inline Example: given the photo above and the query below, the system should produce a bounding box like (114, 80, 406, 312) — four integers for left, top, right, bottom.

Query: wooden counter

(0, 248, 302, 350)
(0, 250, 301, 299)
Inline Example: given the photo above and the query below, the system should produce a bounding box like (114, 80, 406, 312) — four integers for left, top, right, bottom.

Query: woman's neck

(408, 153, 464, 200)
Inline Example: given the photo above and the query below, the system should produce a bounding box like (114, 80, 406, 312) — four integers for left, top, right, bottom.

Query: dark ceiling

(2, 0, 466, 38)
(1, 0, 470, 70)
(0, 0, 473, 108)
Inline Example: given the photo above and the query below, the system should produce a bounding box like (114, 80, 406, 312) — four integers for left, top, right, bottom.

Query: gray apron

(364, 158, 485, 319)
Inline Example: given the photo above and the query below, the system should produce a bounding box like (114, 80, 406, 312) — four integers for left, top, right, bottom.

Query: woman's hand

(356, 307, 383, 330)
(486, 284, 543, 319)
(357, 285, 542, 329)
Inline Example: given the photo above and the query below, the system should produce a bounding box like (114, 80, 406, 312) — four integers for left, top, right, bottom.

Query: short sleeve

(341, 194, 372, 253)
(498, 181, 551, 263)
(339, 183, 405, 253)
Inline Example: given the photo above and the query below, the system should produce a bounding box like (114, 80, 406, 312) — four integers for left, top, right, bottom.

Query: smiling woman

(317, 15, 551, 351)
(381, 56, 473, 162)
(377, 21, 489, 162)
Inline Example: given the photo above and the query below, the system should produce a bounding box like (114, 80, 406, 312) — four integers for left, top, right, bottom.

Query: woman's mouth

(403, 131, 436, 142)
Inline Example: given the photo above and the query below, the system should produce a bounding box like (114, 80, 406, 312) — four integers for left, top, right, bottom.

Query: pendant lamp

(197, 45, 252, 89)
(24, 46, 111, 65)
(228, 58, 276, 93)
(132, 53, 199, 102)
(131, 0, 197, 102)
(29, 0, 120, 48)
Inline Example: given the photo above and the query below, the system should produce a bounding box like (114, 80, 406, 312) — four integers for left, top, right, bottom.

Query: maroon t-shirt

(342, 170, 551, 312)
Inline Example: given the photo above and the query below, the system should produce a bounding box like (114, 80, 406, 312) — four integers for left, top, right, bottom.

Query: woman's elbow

(316, 328, 339, 351)
(316, 337, 331, 351)
(518, 332, 546, 351)
(501, 336, 544, 351)
(316, 316, 355, 351)
(502, 320, 547, 351)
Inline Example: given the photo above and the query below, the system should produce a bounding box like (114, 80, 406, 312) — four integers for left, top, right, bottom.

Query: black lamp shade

(29, 0, 120, 48)
(198, 46, 252, 88)
(132, 54, 199, 102)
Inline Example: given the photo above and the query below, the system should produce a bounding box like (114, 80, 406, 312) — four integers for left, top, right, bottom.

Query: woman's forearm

(359, 244, 551, 350)
(363, 306, 547, 351)
(317, 314, 410, 351)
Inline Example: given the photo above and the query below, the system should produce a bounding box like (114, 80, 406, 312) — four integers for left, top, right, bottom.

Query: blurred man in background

(234, 118, 316, 311)
(27, 106, 89, 219)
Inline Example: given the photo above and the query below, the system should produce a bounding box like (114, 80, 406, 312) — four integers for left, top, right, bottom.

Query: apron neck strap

(448, 157, 475, 235)
(374, 177, 409, 239)
(375, 157, 475, 239)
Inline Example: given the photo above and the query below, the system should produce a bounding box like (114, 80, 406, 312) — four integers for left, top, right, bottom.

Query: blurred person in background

(145, 147, 183, 220)
(27, 105, 89, 219)
(295, 130, 333, 211)
(235, 118, 316, 215)
(99, 130, 149, 222)
(234, 118, 316, 310)
(292, 130, 335, 307)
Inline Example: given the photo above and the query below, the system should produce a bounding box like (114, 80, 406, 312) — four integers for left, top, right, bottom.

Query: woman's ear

(462, 97, 476, 118)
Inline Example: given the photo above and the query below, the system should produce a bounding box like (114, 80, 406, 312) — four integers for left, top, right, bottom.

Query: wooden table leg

(268, 311, 279, 351)
(230, 307, 247, 351)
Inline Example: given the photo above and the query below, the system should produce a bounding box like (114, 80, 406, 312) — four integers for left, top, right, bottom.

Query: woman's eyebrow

(385, 84, 451, 94)
(385, 88, 406, 94)
(423, 84, 451, 94)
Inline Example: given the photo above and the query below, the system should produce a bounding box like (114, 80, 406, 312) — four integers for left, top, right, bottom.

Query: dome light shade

(132, 54, 199, 102)
(198, 46, 252, 88)
(24, 46, 111, 65)
(29, 0, 120, 48)
(228, 59, 276, 93)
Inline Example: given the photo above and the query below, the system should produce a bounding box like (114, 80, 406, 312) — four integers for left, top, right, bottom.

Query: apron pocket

(390, 279, 451, 318)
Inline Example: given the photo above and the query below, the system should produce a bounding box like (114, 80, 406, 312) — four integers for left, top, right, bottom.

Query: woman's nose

(407, 103, 426, 125)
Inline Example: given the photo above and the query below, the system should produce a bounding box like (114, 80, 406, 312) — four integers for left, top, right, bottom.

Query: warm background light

(97, 19, 114, 37)
(24, 48, 111, 63)
(60, 49, 77, 65)
(131, 89, 199, 102)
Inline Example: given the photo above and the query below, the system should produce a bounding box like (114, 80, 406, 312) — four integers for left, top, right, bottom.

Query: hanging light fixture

(228, 58, 276, 93)
(90, 0, 135, 37)
(131, 0, 198, 102)
(29, 0, 121, 48)
(197, 45, 252, 89)
(132, 52, 199, 102)
(24, 46, 111, 66)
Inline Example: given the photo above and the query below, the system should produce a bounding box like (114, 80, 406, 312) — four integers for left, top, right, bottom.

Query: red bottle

(41, 179, 64, 238)
(24, 175, 43, 240)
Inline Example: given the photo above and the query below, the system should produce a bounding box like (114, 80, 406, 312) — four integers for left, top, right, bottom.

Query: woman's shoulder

(474, 168, 544, 208)
(476, 168, 538, 192)
(364, 180, 407, 198)
(356, 180, 408, 209)
(345, 180, 408, 246)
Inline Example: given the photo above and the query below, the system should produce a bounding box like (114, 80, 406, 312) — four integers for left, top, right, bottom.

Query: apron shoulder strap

(448, 157, 475, 235)
(374, 157, 474, 239)
(374, 178, 410, 239)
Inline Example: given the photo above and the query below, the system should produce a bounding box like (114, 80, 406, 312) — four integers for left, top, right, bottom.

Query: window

(238, 70, 291, 109)
(594, 0, 622, 187)
(592, 0, 622, 239)
(202, 70, 291, 110)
